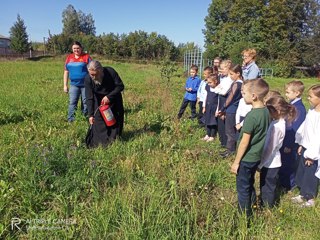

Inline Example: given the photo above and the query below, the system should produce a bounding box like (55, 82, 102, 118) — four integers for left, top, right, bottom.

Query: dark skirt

(204, 85, 218, 126)
(86, 97, 124, 148)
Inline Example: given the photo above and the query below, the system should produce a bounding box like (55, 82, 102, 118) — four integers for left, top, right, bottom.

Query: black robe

(84, 67, 124, 148)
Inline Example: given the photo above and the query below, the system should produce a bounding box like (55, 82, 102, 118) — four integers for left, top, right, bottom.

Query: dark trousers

(225, 113, 236, 152)
(236, 161, 260, 217)
(198, 101, 205, 126)
(295, 150, 319, 200)
(279, 149, 298, 190)
(177, 99, 197, 119)
(260, 167, 280, 207)
(217, 117, 227, 147)
(206, 125, 217, 137)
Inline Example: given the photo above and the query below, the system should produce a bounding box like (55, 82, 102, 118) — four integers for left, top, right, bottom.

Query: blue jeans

(68, 85, 87, 121)
(236, 161, 259, 217)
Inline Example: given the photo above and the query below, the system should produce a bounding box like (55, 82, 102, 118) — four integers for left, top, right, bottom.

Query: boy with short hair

(230, 78, 270, 218)
(177, 65, 201, 120)
(279, 80, 306, 191)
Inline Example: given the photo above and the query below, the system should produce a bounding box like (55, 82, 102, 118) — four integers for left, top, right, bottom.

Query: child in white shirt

(259, 96, 296, 207)
(235, 85, 253, 132)
(214, 60, 233, 147)
(197, 66, 213, 127)
(292, 84, 320, 207)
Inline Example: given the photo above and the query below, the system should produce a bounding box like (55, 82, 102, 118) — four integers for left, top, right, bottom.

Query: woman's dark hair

(72, 41, 82, 48)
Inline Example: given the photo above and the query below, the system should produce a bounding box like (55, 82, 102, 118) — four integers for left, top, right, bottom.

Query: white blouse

(213, 75, 233, 96)
(295, 109, 320, 161)
(235, 98, 252, 126)
(259, 118, 286, 169)
(197, 80, 207, 102)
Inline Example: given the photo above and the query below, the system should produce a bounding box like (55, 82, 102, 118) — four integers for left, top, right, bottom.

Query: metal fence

(259, 68, 273, 78)
(184, 48, 204, 76)
(0, 48, 46, 58)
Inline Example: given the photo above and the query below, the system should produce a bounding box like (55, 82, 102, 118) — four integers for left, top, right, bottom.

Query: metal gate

(183, 48, 212, 77)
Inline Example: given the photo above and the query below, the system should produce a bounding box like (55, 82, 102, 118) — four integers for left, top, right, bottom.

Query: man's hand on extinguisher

(89, 117, 94, 125)
(101, 96, 110, 105)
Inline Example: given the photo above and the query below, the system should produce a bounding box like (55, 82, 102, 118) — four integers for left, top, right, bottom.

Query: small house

(0, 34, 11, 48)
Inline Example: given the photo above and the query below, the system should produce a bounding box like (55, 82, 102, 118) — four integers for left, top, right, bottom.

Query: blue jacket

(184, 75, 201, 101)
(242, 61, 260, 80)
(282, 99, 306, 151)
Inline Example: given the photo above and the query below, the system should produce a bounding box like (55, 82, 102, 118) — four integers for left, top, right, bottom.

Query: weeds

(1, 59, 320, 239)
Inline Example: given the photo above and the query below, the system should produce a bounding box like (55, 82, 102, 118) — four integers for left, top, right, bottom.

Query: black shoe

(220, 150, 234, 157)
(219, 150, 227, 157)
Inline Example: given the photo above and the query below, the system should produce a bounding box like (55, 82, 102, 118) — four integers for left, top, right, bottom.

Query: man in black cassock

(84, 60, 124, 148)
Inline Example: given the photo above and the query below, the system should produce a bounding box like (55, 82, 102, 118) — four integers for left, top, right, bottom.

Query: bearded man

(84, 60, 125, 148)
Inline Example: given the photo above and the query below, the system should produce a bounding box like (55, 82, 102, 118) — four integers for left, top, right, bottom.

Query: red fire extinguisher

(99, 103, 116, 126)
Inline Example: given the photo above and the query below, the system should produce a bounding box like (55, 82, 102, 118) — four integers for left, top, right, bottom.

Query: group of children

(177, 57, 320, 217)
(177, 59, 246, 157)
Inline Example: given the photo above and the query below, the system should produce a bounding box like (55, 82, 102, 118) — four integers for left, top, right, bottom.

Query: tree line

(9, 2, 320, 76)
(203, 0, 320, 77)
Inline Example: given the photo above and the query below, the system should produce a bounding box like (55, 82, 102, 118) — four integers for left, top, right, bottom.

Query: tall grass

(0, 57, 319, 239)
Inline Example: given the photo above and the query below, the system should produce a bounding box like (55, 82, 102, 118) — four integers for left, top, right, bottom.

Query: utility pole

(43, 37, 46, 56)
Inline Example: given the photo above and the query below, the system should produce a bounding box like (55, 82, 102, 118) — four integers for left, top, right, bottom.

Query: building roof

(0, 34, 10, 40)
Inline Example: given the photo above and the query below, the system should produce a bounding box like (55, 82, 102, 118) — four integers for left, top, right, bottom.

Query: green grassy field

(0, 57, 319, 239)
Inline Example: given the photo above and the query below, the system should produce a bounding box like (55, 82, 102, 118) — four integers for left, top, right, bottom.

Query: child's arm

(231, 133, 251, 174)
(235, 123, 242, 131)
(202, 95, 207, 113)
(197, 81, 203, 96)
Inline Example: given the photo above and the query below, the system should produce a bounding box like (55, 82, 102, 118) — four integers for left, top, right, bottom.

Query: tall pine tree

(9, 14, 29, 55)
(78, 11, 96, 36)
(62, 5, 80, 35)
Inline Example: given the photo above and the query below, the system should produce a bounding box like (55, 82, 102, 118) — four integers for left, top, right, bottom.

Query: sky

(1, 0, 212, 49)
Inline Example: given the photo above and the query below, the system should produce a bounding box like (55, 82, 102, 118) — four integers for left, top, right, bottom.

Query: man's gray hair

(87, 60, 103, 71)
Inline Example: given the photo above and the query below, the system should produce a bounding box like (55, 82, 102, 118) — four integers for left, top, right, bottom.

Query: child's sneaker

(202, 135, 209, 141)
(206, 137, 215, 142)
(301, 199, 315, 208)
(291, 195, 304, 204)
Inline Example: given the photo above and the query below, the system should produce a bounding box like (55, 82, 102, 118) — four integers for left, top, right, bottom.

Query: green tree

(78, 11, 96, 35)
(296, 0, 320, 65)
(203, 0, 234, 58)
(9, 14, 29, 55)
(99, 33, 119, 57)
(203, 0, 320, 76)
(62, 4, 80, 35)
(159, 58, 178, 86)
